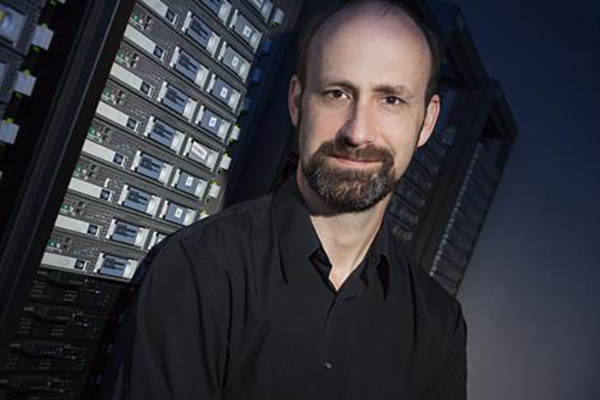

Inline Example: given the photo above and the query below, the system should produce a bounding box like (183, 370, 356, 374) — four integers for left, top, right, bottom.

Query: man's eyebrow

(372, 83, 415, 100)
(319, 76, 359, 92)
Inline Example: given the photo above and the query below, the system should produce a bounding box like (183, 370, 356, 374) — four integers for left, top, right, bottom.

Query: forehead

(307, 7, 431, 96)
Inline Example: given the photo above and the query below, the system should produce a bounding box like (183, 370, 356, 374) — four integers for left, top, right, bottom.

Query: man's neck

(296, 171, 389, 290)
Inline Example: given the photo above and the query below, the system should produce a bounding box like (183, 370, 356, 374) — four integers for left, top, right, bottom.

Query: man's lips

(328, 155, 382, 166)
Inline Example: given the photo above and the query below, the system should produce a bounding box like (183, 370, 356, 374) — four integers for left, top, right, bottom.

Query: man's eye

(326, 90, 349, 100)
(383, 96, 403, 106)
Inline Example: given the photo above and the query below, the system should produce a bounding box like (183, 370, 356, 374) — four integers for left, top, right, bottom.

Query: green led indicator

(75, 164, 83, 172)
(48, 240, 56, 247)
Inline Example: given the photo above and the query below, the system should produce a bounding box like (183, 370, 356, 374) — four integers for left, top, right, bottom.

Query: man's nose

(338, 100, 376, 147)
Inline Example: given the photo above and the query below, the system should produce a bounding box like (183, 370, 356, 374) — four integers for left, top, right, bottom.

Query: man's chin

(309, 174, 393, 213)
(301, 156, 398, 212)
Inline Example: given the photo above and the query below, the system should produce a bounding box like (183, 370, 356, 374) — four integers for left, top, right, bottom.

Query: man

(102, 1, 467, 399)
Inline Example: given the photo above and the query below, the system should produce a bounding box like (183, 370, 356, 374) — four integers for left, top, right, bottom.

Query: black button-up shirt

(102, 177, 467, 400)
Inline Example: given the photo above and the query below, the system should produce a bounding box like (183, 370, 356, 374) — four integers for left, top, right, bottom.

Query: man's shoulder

(134, 193, 275, 284)
(389, 237, 463, 327)
(413, 262, 463, 323)
(185, 192, 273, 230)
(176, 193, 273, 250)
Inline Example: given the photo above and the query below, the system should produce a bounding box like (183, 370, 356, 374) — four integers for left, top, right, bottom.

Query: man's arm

(100, 236, 228, 400)
(422, 304, 468, 400)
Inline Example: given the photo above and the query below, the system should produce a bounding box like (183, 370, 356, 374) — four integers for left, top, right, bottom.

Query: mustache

(316, 138, 394, 164)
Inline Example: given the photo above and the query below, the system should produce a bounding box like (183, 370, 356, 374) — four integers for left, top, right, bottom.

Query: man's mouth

(328, 155, 382, 166)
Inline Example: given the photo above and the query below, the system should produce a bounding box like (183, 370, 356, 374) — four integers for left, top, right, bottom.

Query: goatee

(302, 137, 397, 213)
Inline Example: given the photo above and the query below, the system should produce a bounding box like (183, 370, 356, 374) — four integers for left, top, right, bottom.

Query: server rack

(398, 1, 517, 294)
(0, 0, 516, 398)
(0, 0, 303, 398)
(0, 2, 138, 394)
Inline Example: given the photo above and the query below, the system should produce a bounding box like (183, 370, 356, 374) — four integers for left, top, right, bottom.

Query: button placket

(317, 297, 338, 373)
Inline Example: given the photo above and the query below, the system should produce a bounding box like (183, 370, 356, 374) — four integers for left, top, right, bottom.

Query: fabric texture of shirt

(101, 176, 467, 400)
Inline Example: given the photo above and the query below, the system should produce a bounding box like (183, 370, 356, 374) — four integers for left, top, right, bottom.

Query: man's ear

(288, 75, 303, 128)
(417, 94, 441, 147)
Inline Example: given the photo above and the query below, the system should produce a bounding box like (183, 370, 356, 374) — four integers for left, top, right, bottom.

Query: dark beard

(302, 137, 397, 213)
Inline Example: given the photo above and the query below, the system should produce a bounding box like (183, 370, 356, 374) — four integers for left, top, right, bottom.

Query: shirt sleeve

(100, 236, 228, 400)
(422, 304, 468, 400)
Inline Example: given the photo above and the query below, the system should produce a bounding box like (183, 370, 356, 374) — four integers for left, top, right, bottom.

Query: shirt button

(322, 362, 333, 370)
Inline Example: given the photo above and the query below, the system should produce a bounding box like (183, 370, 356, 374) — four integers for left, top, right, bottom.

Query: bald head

(297, 0, 441, 105)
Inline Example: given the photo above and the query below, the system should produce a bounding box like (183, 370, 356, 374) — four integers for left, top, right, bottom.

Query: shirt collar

(272, 176, 391, 297)
(365, 216, 391, 298)
(272, 176, 322, 283)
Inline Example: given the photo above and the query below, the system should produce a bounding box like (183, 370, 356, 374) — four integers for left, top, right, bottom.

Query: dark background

(446, 0, 600, 398)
